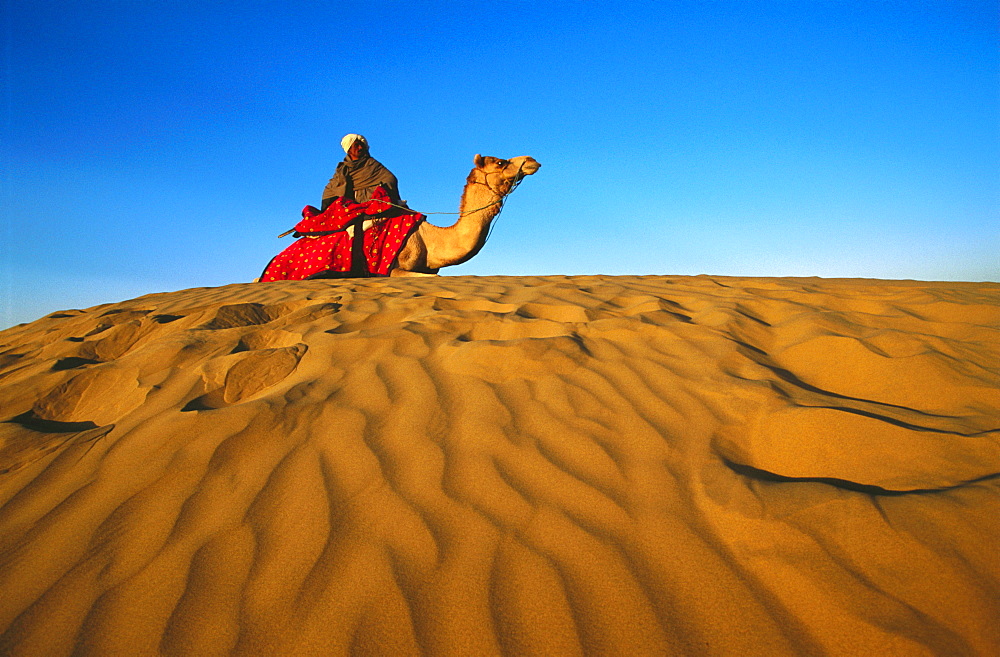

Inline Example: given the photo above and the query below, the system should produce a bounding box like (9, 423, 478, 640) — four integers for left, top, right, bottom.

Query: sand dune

(0, 274, 997, 656)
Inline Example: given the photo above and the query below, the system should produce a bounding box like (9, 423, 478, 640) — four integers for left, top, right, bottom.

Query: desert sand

(0, 274, 997, 656)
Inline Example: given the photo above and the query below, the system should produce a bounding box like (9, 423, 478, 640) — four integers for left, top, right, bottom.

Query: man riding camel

(321, 134, 404, 210)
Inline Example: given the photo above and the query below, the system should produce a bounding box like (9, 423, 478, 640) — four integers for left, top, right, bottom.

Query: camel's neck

(459, 177, 504, 228)
(424, 173, 507, 269)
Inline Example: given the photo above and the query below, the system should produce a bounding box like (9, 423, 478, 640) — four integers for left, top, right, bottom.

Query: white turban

(341, 133, 367, 153)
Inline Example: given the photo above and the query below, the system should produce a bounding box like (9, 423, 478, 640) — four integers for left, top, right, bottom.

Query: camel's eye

(497, 160, 508, 167)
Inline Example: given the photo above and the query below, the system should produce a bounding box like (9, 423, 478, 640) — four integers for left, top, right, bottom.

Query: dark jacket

(322, 154, 401, 210)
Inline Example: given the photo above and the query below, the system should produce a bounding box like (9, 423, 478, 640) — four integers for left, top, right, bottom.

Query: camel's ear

(473, 154, 484, 168)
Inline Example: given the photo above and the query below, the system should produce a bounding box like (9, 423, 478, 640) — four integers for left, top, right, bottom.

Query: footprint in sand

(199, 301, 341, 331)
(183, 344, 308, 411)
(0, 416, 113, 474)
(31, 364, 148, 426)
(47, 310, 186, 366)
(51, 357, 101, 371)
(199, 303, 284, 330)
(232, 329, 302, 353)
(78, 321, 158, 361)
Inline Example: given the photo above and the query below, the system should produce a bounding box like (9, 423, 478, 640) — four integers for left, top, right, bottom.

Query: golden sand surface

(0, 274, 998, 656)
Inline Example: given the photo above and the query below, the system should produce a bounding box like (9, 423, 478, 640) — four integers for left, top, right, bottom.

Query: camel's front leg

(389, 268, 439, 277)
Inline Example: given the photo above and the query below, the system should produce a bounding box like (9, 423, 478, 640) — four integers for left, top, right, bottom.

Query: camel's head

(472, 154, 541, 194)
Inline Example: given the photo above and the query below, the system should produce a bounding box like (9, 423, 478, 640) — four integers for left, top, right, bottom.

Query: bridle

(464, 160, 528, 246)
(384, 159, 527, 217)
(278, 161, 528, 240)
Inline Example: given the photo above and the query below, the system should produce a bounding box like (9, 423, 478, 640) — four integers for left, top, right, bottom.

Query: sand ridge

(0, 275, 998, 655)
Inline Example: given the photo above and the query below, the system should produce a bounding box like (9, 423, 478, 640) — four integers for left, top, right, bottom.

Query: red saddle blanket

(260, 187, 424, 281)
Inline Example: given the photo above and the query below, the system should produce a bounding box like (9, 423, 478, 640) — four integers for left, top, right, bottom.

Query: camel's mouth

(517, 158, 541, 176)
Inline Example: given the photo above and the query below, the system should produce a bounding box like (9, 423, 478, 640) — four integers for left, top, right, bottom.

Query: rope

(383, 198, 501, 216)
(280, 163, 526, 238)
(481, 176, 524, 247)
(382, 166, 524, 216)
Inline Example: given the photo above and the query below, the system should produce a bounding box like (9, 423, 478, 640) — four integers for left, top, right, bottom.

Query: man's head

(341, 133, 368, 160)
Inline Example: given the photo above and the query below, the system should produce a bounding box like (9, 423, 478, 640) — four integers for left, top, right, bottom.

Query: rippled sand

(1, 275, 998, 656)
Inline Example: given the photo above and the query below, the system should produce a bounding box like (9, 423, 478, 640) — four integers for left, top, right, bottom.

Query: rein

(384, 161, 525, 216)
(476, 170, 525, 246)
(278, 162, 526, 239)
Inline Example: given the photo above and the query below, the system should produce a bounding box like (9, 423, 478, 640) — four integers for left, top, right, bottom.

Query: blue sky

(2, 0, 998, 328)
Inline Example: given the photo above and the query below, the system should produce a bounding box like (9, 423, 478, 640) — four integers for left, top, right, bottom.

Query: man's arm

(321, 164, 349, 209)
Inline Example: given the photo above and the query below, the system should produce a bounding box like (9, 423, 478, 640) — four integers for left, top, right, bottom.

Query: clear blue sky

(2, 0, 998, 328)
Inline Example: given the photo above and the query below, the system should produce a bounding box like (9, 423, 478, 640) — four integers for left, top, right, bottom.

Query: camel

(390, 154, 540, 276)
